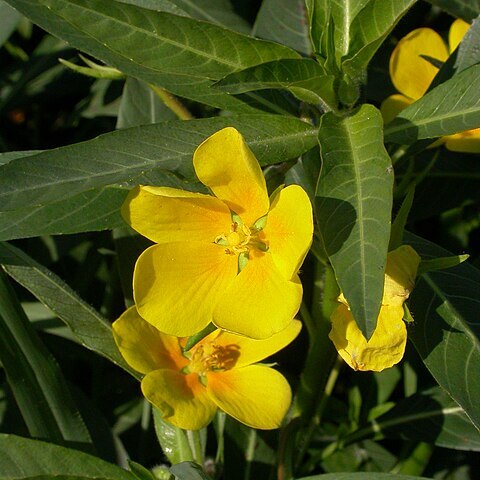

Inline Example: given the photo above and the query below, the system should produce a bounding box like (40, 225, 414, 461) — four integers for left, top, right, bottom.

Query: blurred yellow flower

(381, 19, 480, 153)
(113, 306, 301, 430)
(122, 127, 313, 339)
(329, 246, 420, 372)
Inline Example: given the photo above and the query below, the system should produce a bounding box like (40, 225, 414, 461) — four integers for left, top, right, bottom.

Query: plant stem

(294, 355, 343, 472)
(149, 84, 194, 120)
(244, 428, 257, 480)
(300, 301, 316, 339)
(187, 429, 204, 467)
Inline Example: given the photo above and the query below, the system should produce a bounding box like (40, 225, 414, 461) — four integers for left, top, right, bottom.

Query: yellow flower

(329, 246, 421, 372)
(113, 306, 301, 430)
(122, 127, 313, 339)
(381, 19, 480, 153)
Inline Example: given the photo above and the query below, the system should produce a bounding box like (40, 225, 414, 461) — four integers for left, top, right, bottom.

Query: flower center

(215, 220, 268, 256)
(187, 341, 240, 377)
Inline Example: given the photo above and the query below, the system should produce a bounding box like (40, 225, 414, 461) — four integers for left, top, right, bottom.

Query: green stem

(187, 430, 204, 467)
(299, 301, 316, 339)
(294, 356, 343, 471)
(137, 399, 151, 464)
(243, 428, 257, 480)
(149, 84, 194, 120)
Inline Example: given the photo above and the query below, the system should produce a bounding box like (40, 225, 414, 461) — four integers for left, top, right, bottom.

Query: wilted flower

(113, 306, 301, 430)
(329, 246, 421, 372)
(122, 127, 313, 339)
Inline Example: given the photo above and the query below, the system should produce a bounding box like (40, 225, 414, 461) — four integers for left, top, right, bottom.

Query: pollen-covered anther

(215, 221, 268, 256)
(188, 342, 240, 376)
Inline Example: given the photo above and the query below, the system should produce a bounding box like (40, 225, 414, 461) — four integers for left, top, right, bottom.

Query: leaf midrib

(40, 0, 292, 74)
(0, 124, 317, 197)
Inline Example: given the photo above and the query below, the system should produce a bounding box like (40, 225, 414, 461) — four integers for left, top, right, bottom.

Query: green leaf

(170, 0, 251, 33)
(389, 186, 414, 251)
(342, 0, 416, 77)
(128, 460, 157, 480)
(253, 0, 312, 55)
(455, 14, 480, 73)
(319, 0, 372, 66)
(0, 242, 139, 378)
(425, 0, 480, 21)
(384, 64, 480, 144)
(399, 149, 480, 221)
(0, 114, 317, 213)
(215, 59, 337, 110)
(170, 462, 211, 480)
(0, 187, 127, 241)
(406, 232, 480, 431)
(298, 473, 433, 479)
(305, 0, 330, 58)
(0, 270, 92, 445)
(429, 15, 480, 91)
(5, 0, 299, 111)
(315, 104, 394, 339)
(418, 254, 470, 275)
(153, 408, 193, 465)
(117, 78, 177, 129)
(0, 433, 136, 479)
(343, 387, 480, 451)
(0, 0, 21, 47)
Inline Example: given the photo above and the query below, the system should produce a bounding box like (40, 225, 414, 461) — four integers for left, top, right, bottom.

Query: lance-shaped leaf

(430, 14, 480, 90)
(215, 59, 337, 110)
(0, 0, 21, 47)
(253, 0, 312, 55)
(0, 434, 136, 479)
(0, 186, 127, 241)
(342, 0, 416, 77)
(316, 105, 394, 339)
(296, 474, 432, 480)
(0, 114, 317, 213)
(169, 0, 251, 33)
(342, 387, 480, 451)
(406, 232, 480, 432)
(384, 64, 480, 145)
(315, 0, 372, 66)
(305, 0, 330, 58)
(4, 0, 299, 112)
(0, 270, 92, 445)
(425, 0, 480, 21)
(0, 242, 139, 378)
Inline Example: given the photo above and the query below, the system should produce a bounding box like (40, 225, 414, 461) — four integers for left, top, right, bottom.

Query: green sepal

(183, 323, 217, 352)
(252, 214, 268, 232)
(59, 55, 124, 79)
(403, 303, 414, 324)
(238, 251, 249, 272)
(269, 183, 284, 202)
(389, 185, 415, 251)
(231, 211, 243, 226)
(418, 254, 470, 275)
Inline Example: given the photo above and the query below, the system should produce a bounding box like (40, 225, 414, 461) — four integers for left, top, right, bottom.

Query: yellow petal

(329, 303, 407, 372)
(390, 28, 448, 100)
(380, 94, 413, 124)
(112, 306, 188, 374)
(449, 19, 470, 52)
(444, 128, 480, 153)
(383, 245, 421, 306)
(193, 127, 269, 226)
(262, 185, 313, 280)
(202, 319, 302, 369)
(207, 365, 291, 429)
(142, 370, 216, 430)
(134, 242, 237, 336)
(121, 185, 232, 244)
(213, 251, 302, 339)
